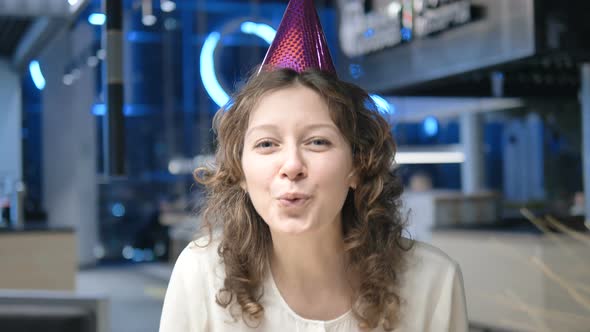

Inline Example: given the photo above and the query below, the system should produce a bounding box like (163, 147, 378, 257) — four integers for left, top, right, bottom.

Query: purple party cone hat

(259, 0, 337, 76)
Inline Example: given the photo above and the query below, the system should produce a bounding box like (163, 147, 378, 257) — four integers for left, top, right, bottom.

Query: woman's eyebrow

(245, 123, 339, 138)
(301, 123, 339, 132)
(245, 124, 279, 138)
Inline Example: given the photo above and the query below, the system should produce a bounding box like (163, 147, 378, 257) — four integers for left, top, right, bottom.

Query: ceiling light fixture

(160, 0, 176, 12)
(142, 0, 157, 26)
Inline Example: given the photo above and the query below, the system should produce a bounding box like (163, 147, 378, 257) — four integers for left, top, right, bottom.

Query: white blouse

(159, 237, 468, 332)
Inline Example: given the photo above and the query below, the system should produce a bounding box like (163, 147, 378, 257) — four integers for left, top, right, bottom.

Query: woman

(160, 1, 467, 331)
(159, 67, 468, 331)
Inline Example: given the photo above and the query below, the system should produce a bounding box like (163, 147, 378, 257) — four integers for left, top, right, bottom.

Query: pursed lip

(276, 193, 311, 207)
(277, 192, 311, 200)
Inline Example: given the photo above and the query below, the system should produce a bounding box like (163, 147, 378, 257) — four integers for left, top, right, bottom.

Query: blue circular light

(423, 116, 439, 137)
(200, 32, 227, 107)
(111, 202, 126, 217)
(200, 21, 276, 108)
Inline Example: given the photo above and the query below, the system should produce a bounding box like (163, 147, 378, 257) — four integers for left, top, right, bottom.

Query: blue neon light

(369, 94, 394, 115)
(423, 116, 439, 137)
(88, 13, 106, 26)
(200, 32, 229, 107)
(29, 60, 45, 90)
(240, 21, 276, 43)
(200, 21, 276, 108)
(92, 104, 157, 117)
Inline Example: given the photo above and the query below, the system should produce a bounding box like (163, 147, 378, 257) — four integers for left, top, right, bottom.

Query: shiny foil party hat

(259, 0, 337, 76)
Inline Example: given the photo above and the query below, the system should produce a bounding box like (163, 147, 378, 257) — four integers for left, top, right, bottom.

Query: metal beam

(460, 112, 485, 193)
(385, 96, 525, 123)
(102, 0, 126, 176)
(12, 18, 62, 71)
(11, 0, 90, 71)
(0, 0, 75, 17)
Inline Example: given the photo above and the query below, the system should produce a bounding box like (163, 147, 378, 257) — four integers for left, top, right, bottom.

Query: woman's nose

(279, 146, 307, 181)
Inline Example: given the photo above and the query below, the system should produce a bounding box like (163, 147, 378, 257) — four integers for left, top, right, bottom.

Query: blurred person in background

(159, 0, 467, 331)
(570, 191, 585, 216)
(408, 171, 434, 192)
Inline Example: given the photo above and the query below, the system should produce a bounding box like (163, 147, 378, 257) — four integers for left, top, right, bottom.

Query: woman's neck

(271, 229, 346, 286)
(268, 221, 357, 319)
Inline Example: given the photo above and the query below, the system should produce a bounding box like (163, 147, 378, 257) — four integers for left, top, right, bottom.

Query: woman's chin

(268, 217, 315, 236)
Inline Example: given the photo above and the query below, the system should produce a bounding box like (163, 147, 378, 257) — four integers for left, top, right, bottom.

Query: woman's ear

(239, 180, 247, 192)
(348, 171, 359, 190)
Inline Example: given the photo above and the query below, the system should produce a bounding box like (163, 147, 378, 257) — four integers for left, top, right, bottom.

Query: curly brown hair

(194, 67, 413, 330)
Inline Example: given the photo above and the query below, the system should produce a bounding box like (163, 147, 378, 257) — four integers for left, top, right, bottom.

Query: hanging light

(63, 73, 74, 86)
(88, 13, 106, 25)
(87, 55, 99, 67)
(68, 0, 82, 13)
(142, 0, 157, 26)
(160, 0, 176, 12)
(96, 49, 106, 60)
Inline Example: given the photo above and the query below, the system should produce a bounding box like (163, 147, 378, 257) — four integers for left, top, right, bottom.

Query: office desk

(0, 226, 76, 290)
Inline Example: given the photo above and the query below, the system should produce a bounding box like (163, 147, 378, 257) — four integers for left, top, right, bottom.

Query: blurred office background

(1, 0, 589, 331)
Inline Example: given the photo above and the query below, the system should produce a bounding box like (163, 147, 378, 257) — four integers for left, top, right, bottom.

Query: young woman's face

(241, 84, 356, 236)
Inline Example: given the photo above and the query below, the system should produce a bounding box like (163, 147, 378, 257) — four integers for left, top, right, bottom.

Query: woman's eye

(254, 140, 275, 149)
(310, 138, 331, 146)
